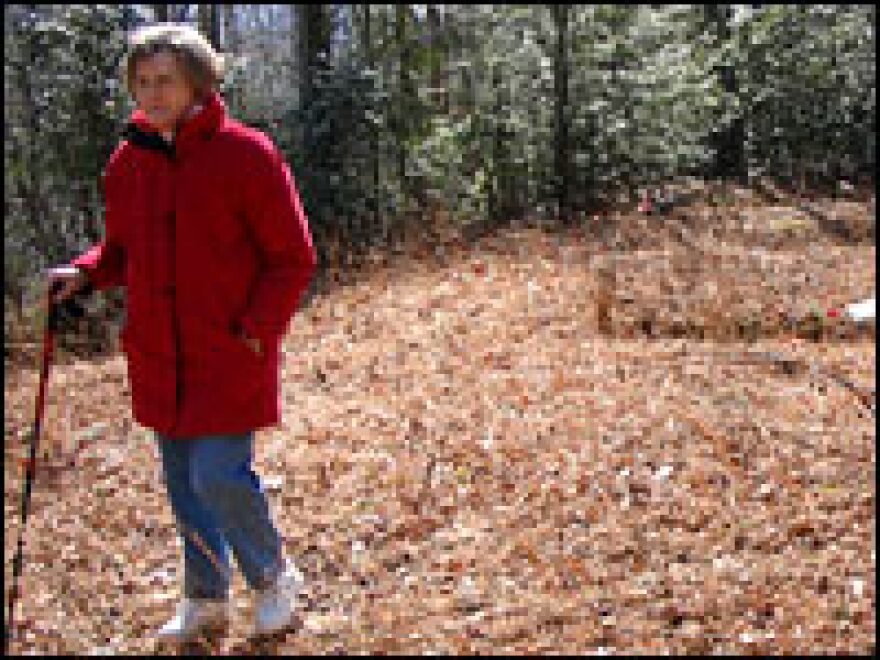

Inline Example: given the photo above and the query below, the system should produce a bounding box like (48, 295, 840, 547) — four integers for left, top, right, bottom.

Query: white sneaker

(156, 598, 229, 641)
(253, 562, 306, 635)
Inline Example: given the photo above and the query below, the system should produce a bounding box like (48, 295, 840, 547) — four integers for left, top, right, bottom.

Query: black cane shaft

(6, 288, 58, 653)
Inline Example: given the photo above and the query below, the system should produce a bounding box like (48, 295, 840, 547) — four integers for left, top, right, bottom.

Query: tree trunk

(298, 5, 332, 125)
(198, 5, 219, 47)
(120, 4, 134, 32)
(553, 4, 571, 224)
(297, 5, 335, 282)
(490, 63, 502, 224)
(19, 6, 52, 260)
(297, 5, 313, 151)
(198, 4, 210, 39)
(704, 4, 746, 183)
(222, 4, 236, 50)
(364, 5, 380, 255)
(426, 4, 448, 115)
(152, 4, 168, 22)
(394, 4, 411, 247)
(395, 6, 407, 187)
(209, 5, 219, 47)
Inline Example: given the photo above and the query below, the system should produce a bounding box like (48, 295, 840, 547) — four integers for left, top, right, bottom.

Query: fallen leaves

(3, 192, 876, 654)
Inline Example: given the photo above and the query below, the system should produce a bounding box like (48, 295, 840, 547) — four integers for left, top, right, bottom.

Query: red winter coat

(71, 91, 317, 438)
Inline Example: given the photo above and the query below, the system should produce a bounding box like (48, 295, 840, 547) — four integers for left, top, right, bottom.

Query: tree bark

(553, 4, 571, 224)
(298, 5, 332, 119)
(197, 5, 219, 47)
(209, 5, 219, 47)
(198, 4, 210, 39)
(426, 4, 448, 115)
(296, 5, 335, 280)
(490, 63, 502, 224)
(704, 4, 746, 183)
(395, 5, 408, 186)
(394, 4, 412, 247)
(222, 4, 236, 50)
(365, 5, 380, 254)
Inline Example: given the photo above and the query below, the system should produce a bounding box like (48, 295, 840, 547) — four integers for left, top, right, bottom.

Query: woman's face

(131, 50, 197, 134)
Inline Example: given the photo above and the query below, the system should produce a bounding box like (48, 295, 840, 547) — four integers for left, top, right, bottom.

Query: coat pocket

(223, 322, 266, 365)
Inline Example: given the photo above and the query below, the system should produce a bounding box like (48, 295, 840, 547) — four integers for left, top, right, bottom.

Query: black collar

(122, 123, 176, 159)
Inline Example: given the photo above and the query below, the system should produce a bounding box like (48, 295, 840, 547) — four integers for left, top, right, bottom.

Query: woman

(48, 23, 317, 640)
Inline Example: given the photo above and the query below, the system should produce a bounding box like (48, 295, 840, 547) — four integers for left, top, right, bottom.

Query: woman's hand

(46, 265, 89, 305)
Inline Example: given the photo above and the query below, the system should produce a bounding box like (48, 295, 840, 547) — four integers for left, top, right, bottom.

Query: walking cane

(5, 280, 85, 653)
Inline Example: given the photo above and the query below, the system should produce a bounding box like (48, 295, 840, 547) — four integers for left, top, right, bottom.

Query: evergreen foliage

(4, 4, 875, 316)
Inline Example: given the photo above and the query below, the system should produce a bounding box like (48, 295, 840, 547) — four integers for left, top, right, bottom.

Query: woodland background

(4, 4, 875, 344)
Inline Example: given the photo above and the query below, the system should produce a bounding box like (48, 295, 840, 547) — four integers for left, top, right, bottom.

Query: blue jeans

(155, 431, 284, 600)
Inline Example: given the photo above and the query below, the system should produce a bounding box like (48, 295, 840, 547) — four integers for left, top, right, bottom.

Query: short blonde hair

(121, 23, 226, 100)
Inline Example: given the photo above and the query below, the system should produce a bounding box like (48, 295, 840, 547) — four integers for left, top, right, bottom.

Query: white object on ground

(851, 578, 865, 598)
(652, 465, 674, 481)
(845, 297, 875, 322)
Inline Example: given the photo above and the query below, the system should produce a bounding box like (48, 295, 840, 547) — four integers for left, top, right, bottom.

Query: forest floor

(4, 180, 875, 654)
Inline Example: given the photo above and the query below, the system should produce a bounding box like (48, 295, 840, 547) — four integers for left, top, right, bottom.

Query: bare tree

(703, 4, 746, 183)
(197, 4, 219, 47)
(553, 4, 571, 224)
(363, 5, 380, 254)
(152, 4, 168, 22)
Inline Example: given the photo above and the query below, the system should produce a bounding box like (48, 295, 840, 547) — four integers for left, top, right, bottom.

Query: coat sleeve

(69, 150, 127, 290)
(236, 140, 317, 351)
